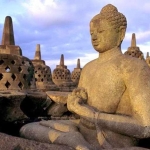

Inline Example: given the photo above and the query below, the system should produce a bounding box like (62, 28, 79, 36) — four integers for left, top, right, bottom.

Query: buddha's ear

(117, 27, 126, 46)
(120, 27, 126, 41)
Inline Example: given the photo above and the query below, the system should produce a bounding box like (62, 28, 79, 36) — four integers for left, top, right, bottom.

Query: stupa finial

(1, 16, 15, 45)
(77, 59, 80, 68)
(131, 33, 136, 47)
(147, 52, 149, 58)
(34, 44, 41, 60)
(60, 54, 64, 66)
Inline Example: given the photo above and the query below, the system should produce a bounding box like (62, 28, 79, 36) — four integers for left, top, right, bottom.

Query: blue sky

(0, 0, 150, 71)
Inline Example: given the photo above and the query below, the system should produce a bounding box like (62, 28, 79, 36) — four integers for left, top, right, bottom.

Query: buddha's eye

(98, 30, 104, 33)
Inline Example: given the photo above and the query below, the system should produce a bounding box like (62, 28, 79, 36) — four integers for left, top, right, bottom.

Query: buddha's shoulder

(81, 59, 97, 72)
(81, 55, 149, 73)
(118, 54, 149, 72)
(85, 59, 97, 66)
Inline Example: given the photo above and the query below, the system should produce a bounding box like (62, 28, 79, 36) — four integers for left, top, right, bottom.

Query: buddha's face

(90, 19, 122, 53)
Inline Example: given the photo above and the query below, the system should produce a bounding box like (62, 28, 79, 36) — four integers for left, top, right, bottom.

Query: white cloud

(22, 0, 57, 13)
(125, 30, 150, 42)
(142, 2, 150, 13)
(21, 0, 75, 26)
(138, 43, 150, 57)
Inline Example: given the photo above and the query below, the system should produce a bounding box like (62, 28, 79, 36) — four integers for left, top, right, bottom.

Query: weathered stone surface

(46, 91, 70, 104)
(21, 91, 47, 118)
(47, 103, 68, 117)
(1, 128, 144, 150)
(0, 54, 36, 90)
(0, 130, 148, 150)
(0, 91, 27, 122)
(0, 132, 73, 150)
(0, 90, 49, 122)
(46, 91, 71, 117)
(20, 121, 149, 150)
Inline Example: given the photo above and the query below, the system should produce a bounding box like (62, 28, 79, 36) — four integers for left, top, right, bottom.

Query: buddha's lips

(92, 42, 99, 46)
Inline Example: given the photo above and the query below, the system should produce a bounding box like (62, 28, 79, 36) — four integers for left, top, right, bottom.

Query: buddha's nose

(92, 34, 97, 41)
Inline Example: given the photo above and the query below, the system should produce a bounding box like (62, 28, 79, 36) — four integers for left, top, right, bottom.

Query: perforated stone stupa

(124, 33, 144, 59)
(146, 52, 150, 67)
(71, 58, 82, 85)
(0, 16, 42, 122)
(0, 16, 36, 90)
(32, 44, 58, 91)
(52, 54, 75, 91)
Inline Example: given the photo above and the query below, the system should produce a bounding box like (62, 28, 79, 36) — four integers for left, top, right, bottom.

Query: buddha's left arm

(96, 61, 150, 138)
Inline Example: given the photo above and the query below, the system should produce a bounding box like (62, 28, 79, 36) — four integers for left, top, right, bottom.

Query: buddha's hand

(67, 88, 95, 121)
(68, 87, 87, 106)
(72, 87, 88, 101)
(67, 87, 87, 112)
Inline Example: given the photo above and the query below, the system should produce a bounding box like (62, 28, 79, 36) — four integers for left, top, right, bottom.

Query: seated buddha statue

(20, 4, 150, 150)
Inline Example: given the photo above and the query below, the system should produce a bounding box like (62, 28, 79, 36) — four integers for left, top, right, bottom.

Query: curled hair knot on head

(91, 4, 127, 32)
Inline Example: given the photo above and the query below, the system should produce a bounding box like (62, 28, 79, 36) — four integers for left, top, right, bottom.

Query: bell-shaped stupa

(124, 33, 144, 60)
(32, 44, 58, 91)
(52, 54, 76, 91)
(71, 58, 82, 86)
(0, 16, 36, 90)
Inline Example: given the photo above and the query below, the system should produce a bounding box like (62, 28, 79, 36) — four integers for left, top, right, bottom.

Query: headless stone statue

(20, 4, 150, 150)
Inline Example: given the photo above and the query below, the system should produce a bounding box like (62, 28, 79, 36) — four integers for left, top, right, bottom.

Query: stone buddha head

(90, 4, 127, 53)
